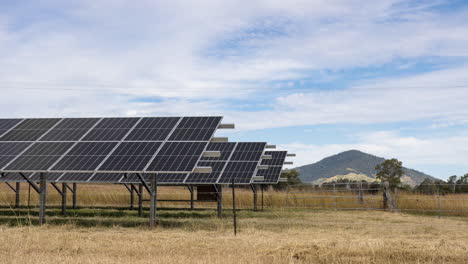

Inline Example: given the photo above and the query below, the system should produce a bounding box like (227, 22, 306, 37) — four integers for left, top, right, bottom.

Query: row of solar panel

(257, 151, 288, 183)
(0, 144, 287, 184)
(0, 117, 222, 173)
(0, 117, 221, 142)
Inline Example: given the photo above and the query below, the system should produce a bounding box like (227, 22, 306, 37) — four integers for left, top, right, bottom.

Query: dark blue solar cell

(201, 142, 236, 161)
(230, 142, 266, 161)
(261, 151, 287, 166)
(0, 119, 61, 141)
(98, 142, 162, 172)
(5, 142, 74, 171)
(185, 161, 225, 183)
(217, 162, 258, 184)
(168, 117, 221, 141)
(51, 142, 117, 171)
(82, 118, 139, 141)
(40, 118, 100, 141)
(125, 117, 180, 141)
(145, 142, 207, 172)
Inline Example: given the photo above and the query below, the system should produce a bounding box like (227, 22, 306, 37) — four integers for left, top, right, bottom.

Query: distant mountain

(294, 150, 437, 186)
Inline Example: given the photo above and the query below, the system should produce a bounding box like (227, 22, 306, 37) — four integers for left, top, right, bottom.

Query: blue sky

(1, 0, 468, 179)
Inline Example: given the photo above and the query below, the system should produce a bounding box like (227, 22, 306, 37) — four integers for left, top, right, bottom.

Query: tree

(375, 158, 404, 188)
(275, 169, 302, 190)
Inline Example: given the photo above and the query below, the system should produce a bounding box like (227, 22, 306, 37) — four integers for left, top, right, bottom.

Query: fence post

(437, 186, 441, 219)
(383, 182, 398, 212)
(383, 182, 388, 210)
(333, 184, 337, 210)
(358, 182, 364, 205)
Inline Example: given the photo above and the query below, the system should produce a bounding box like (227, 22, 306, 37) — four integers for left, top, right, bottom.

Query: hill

(294, 150, 436, 186)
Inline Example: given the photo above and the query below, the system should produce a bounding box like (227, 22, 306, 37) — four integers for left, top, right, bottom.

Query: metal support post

(72, 183, 77, 209)
(149, 174, 158, 228)
(251, 184, 258, 211)
(437, 187, 441, 219)
(130, 184, 135, 210)
(261, 184, 264, 211)
(62, 183, 67, 216)
(232, 179, 237, 236)
(138, 184, 143, 217)
(39, 173, 47, 225)
(217, 185, 223, 218)
(15, 182, 20, 208)
(188, 185, 194, 210)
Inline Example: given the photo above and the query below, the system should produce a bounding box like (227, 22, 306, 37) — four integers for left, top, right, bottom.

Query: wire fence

(0, 182, 467, 222)
(284, 182, 468, 217)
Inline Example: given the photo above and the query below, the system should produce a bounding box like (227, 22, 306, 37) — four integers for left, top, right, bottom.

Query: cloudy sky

(1, 0, 468, 179)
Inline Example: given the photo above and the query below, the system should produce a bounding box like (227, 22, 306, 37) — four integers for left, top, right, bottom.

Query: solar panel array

(0, 117, 222, 175)
(0, 116, 293, 185)
(256, 151, 288, 184)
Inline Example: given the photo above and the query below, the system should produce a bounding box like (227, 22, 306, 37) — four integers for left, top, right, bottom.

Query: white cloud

(1, 0, 467, 105)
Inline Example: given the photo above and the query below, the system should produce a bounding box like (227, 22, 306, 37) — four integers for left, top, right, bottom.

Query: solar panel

(51, 142, 118, 171)
(98, 142, 162, 172)
(57, 173, 94, 182)
(145, 142, 207, 172)
(4, 142, 74, 171)
(168, 117, 222, 141)
(0, 142, 32, 168)
(261, 151, 287, 166)
(217, 162, 259, 184)
(200, 142, 236, 161)
(29, 172, 65, 182)
(185, 161, 225, 183)
(0, 116, 222, 175)
(257, 151, 287, 183)
(0, 172, 33, 182)
(82, 118, 139, 141)
(0, 118, 61, 141)
(185, 142, 267, 184)
(88, 173, 123, 182)
(230, 142, 266, 161)
(125, 117, 180, 141)
(0, 119, 23, 137)
(40, 118, 100, 141)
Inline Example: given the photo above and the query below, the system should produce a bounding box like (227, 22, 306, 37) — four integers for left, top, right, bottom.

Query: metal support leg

(149, 174, 158, 228)
(138, 184, 143, 217)
(72, 183, 77, 209)
(232, 179, 237, 236)
(251, 184, 258, 211)
(61, 183, 67, 216)
(130, 185, 135, 210)
(15, 182, 21, 208)
(39, 173, 47, 225)
(217, 185, 223, 218)
(261, 185, 264, 211)
(187, 185, 194, 210)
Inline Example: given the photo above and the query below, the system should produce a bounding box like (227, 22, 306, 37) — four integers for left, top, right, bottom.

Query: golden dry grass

(0, 210, 467, 264)
(0, 184, 467, 215)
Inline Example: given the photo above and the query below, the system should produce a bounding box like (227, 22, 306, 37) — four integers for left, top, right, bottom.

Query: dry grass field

(0, 184, 467, 263)
(0, 210, 467, 264)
